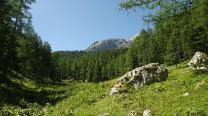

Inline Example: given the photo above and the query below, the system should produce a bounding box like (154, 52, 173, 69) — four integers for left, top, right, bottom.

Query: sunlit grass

(1, 62, 208, 115)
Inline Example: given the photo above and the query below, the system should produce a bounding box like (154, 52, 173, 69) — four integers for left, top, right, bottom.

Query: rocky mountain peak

(86, 36, 138, 52)
(86, 38, 129, 52)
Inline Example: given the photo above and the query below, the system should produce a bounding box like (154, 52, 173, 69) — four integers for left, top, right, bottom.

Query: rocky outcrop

(110, 63, 168, 95)
(188, 52, 208, 71)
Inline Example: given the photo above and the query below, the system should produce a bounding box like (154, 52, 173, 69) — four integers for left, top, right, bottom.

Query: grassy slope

(1, 62, 208, 115)
(45, 62, 208, 116)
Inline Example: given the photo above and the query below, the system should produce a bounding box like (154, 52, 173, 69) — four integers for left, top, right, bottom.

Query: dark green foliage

(0, 0, 64, 113)
(121, 0, 208, 68)
(165, 31, 182, 66)
(0, 0, 59, 83)
(16, 32, 59, 82)
(53, 49, 128, 82)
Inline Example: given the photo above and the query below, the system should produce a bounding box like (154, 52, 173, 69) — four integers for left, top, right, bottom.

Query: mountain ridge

(86, 38, 135, 52)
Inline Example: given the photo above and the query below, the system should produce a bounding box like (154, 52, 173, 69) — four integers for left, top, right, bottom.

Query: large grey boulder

(188, 52, 208, 71)
(110, 63, 168, 95)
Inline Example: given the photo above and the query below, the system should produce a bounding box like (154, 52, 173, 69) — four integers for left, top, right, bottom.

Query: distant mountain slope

(86, 38, 134, 52)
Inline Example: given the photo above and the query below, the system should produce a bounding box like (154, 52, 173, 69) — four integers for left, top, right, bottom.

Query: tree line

(55, 0, 208, 82)
(53, 49, 128, 82)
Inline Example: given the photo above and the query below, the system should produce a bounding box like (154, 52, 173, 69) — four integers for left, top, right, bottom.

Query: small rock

(43, 108, 47, 112)
(110, 87, 118, 95)
(143, 109, 152, 116)
(37, 88, 42, 92)
(99, 82, 104, 85)
(188, 52, 208, 71)
(128, 111, 137, 116)
(103, 113, 109, 116)
(182, 92, 190, 97)
(195, 81, 206, 89)
(110, 82, 124, 95)
(124, 93, 128, 97)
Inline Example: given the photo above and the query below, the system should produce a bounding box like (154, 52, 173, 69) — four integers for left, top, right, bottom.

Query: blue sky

(31, 0, 147, 51)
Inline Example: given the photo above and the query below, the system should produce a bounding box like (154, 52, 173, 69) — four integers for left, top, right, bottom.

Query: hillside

(1, 62, 208, 115)
(1, 0, 208, 116)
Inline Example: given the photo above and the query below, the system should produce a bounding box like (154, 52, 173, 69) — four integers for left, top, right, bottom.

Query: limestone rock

(188, 52, 208, 71)
(128, 111, 137, 116)
(195, 81, 206, 89)
(182, 92, 190, 97)
(143, 109, 152, 116)
(98, 113, 109, 116)
(110, 82, 124, 95)
(103, 113, 109, 116)
(110, 63, 168, 95)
